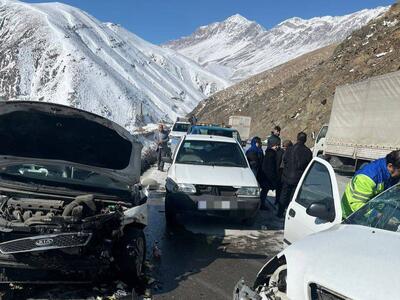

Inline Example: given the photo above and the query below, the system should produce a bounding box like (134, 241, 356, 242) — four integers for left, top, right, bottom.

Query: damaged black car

(0, 101, 147, 284)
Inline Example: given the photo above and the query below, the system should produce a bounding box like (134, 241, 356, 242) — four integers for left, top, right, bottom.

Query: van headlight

(177, 183, 197, 194)
(236, 187, 260, 197)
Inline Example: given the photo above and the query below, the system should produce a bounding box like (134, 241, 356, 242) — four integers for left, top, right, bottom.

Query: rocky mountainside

(194, 4, 400, 144)
(164, 8, 388, 82)
(0, 0, 228, 131)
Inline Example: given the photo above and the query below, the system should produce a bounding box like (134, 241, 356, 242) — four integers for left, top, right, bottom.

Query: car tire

(115, 227, 146, 285)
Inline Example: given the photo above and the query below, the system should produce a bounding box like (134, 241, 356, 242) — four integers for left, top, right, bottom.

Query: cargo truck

(228, 116, 251, 143)
(313, 71, 400, 172)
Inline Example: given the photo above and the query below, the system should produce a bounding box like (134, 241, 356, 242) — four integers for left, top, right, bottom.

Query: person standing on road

(275, 140, 293, 206)
(258, 140, 280, 210)
(267, 126, 281, 149)
(342, 150, 400, 218)
(277, 132, 312, 218)
(154, 123, 170, 172)
(188, 114, 197, 126)
(246, 136, 264, 176)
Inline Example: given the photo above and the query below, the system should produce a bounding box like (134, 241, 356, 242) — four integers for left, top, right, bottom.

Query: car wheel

(268, 264, 288, 300)
(116, 227, 146, 284)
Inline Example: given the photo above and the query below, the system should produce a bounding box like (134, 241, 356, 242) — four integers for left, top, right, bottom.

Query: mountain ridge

(164, 7, 388, 82)
(0, 0, 228, 131)
(193, 4, 400, 144)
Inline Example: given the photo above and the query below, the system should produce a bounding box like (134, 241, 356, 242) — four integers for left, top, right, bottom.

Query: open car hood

(0, 101, 142, 184)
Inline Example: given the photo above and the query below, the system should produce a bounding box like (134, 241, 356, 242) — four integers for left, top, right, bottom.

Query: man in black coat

(246, 136, 264, 176)
(258, 140, 280, 210)
(277, 132, 312, 218)
(275, 140, 293, 205)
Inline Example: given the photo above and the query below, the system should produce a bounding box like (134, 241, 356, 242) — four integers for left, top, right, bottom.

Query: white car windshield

(175, 140, 247, 168)
(345, 184, 400, 232)
(172, 123, 190, 132)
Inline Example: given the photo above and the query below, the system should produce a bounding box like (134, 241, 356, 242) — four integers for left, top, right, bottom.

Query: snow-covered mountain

(163, 8, 388, 82)
(0, 0, 229, 130)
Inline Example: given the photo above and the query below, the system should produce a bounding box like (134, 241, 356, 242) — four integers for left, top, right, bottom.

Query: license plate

(197, 201, 231, 210)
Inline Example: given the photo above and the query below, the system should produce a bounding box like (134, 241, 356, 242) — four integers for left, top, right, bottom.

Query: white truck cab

(168, 120, 191, 154)
(312, 124, 328, 158)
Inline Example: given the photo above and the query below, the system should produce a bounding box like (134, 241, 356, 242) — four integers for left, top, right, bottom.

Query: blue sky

(23, 0, 394, 44)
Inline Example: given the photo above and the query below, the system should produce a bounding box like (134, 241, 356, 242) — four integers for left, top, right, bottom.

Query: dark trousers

(277, 182, 297, 217)
(157, 147, 166, 171)
(260, 188, 269, 208)
(275, 183, 282, 205)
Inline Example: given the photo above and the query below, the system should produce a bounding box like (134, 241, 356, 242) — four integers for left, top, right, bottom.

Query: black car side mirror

(241, 141, 247, 147)
(306, 202, 335, 222)
(162, 157, 173, 164)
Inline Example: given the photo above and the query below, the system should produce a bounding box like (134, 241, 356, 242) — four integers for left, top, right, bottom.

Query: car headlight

(236, 187, 260, 197)
(177, 183, 197, 194)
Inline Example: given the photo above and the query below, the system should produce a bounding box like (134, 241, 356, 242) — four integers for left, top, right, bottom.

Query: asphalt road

(142, 166, 283, 300)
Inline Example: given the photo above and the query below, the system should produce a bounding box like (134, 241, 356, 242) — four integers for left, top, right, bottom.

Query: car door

(283, 157, 342, 245)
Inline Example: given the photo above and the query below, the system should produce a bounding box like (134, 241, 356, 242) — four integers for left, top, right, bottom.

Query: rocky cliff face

(164, 7, 388, 82)
(193, 5, 400, 144)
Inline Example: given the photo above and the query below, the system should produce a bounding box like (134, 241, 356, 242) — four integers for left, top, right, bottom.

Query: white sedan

(164, 134, 260, 226)
(234, 157, 400, 300)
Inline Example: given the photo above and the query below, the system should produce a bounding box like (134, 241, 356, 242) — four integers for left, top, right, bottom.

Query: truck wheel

(116, 227, 146, 284)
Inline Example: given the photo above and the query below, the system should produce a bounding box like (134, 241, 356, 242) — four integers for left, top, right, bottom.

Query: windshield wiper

(178, 161, 204, 165)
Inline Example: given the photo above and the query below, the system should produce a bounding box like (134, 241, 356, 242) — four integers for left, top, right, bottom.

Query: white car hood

(170, 163, 258, 187)
(284, 225, 400, 300)
(0, 101, 142, 184)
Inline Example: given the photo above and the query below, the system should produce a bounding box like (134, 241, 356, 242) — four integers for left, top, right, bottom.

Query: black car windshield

(175, 140, 247, 168)
(345, 184, 400, 233)
(173, 123, 190, 132)
(0, 163, 129, 191)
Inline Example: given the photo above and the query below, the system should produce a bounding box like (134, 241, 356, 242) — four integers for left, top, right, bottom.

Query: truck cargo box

(228, 116, 251, 141)
(325, 71, 400, 161)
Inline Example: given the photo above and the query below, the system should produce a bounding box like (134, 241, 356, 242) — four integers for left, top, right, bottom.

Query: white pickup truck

(313, 70, 400, 172)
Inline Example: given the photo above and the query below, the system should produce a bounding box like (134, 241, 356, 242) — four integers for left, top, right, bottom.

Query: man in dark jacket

(277, 132, 312, 218)
(275, 140, 293, 205)
(267, 126, 281, 149)
(154, 123, 170, 171)
(246, 136, 264, 176)
(258, 140, 280, 210)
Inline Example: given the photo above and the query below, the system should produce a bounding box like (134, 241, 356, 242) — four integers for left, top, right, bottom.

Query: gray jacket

(154, 129, 169, 149)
